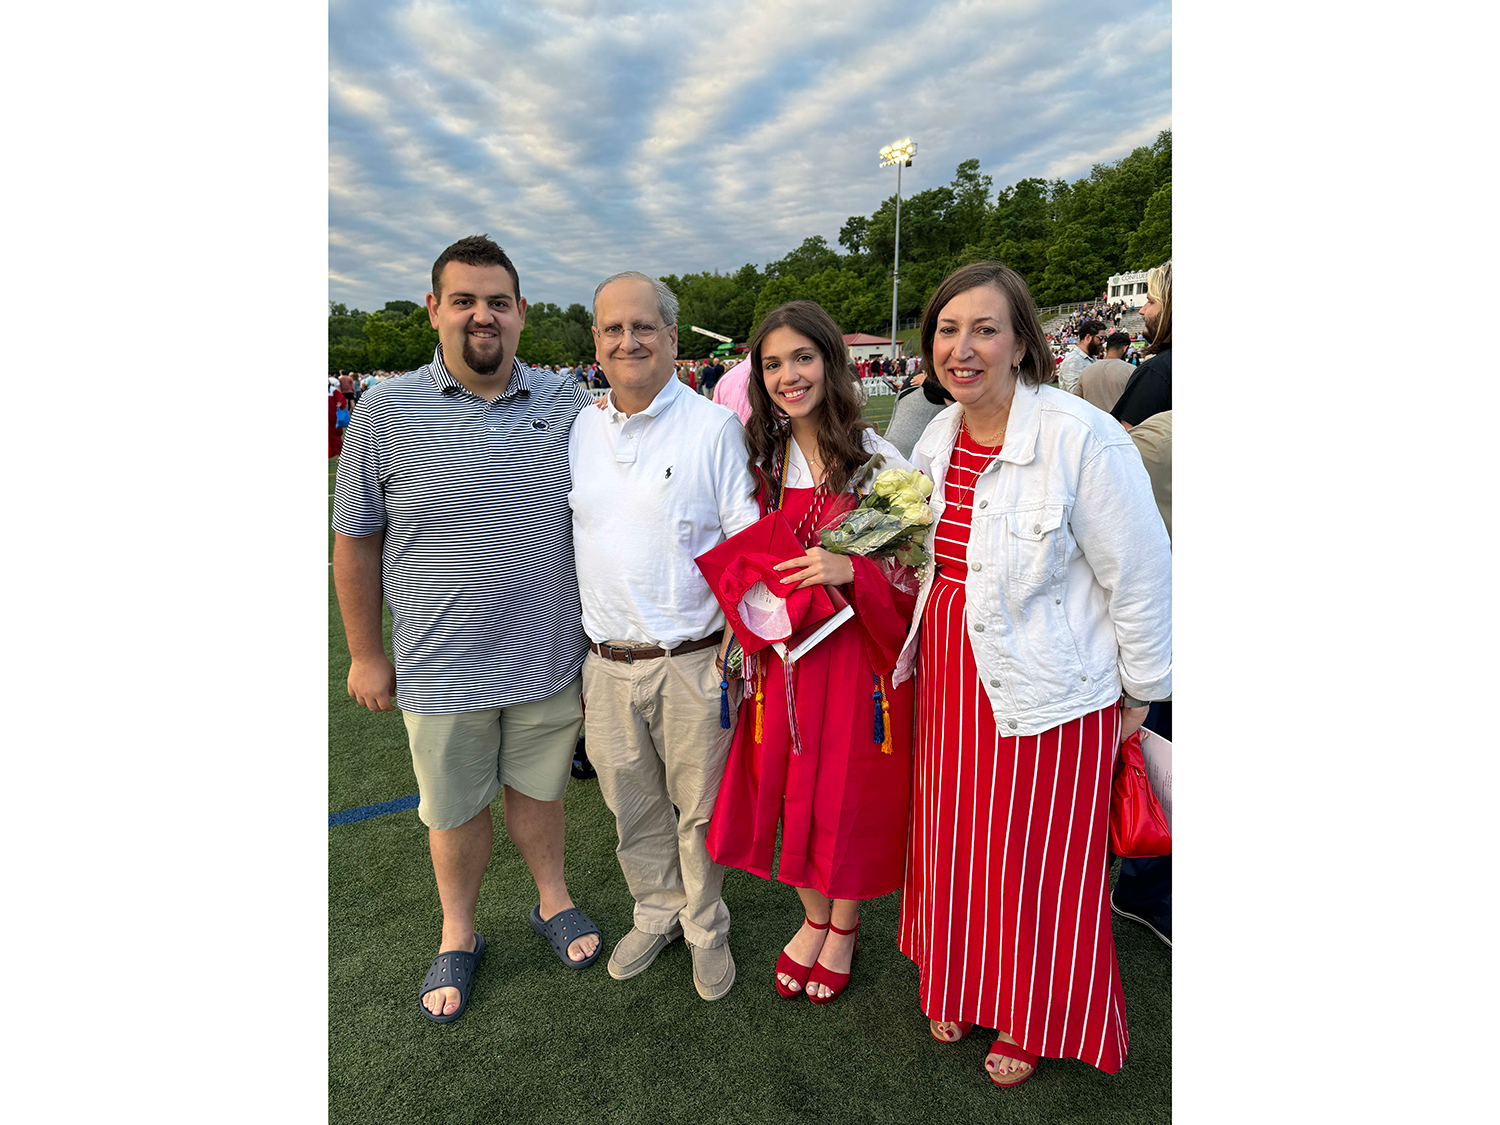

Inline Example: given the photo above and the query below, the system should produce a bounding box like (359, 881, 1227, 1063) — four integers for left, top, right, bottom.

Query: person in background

(893, 261, 1171, 1087)
(1076, 330, 1136, 413)
(707, 300, 917, 1006)
(338, 369, 359, 412)
(712, 356, 754, 424)
(1112, 261, 1171, 430)
(1111, 405, 1172, 947)
(329, 381, 348, 458)
(882, 366, 952, 461)
(1055, 319, 1105, 395)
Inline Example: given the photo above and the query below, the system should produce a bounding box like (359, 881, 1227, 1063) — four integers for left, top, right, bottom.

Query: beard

(1142, 309, 1160, 344)
(1085, 337, 1103, 358)
(463, 333, 505, 375)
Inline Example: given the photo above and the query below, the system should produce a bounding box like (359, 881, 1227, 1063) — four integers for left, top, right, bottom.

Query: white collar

(605, 371, 683, 423)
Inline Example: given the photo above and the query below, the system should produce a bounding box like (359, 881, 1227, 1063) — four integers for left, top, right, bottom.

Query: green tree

(750, 274, 810, 330)
(1127, 181, 1172, 268)
(331, 134, 1171, 371)
(766, 236, 842, 282)
(1035, 221, 1108, 306)
(837, 215, 870, 256)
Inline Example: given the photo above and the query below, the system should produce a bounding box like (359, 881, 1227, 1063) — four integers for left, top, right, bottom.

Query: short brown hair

(919, 261, 1052, 389)
(431, 234, 520, 301)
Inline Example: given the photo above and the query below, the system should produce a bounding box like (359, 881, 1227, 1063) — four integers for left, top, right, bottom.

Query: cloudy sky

(330, 0, 1170, 313)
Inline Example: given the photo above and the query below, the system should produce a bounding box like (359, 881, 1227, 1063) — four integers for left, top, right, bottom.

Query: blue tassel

(872, 676, 885, 744)
(719, 648, 732, 730)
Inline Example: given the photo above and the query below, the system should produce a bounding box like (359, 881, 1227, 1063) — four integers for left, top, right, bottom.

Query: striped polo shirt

(332, 346, 592, 714)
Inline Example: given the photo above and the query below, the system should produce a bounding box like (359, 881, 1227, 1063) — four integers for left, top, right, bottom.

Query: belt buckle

(606, 643, 634, 665)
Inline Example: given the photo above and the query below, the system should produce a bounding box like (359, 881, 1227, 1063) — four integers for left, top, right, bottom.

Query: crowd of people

(331, 234, 1173, 1092)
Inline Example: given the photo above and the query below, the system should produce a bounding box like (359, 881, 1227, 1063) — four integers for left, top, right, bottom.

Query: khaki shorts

(402, 675, 583, 830)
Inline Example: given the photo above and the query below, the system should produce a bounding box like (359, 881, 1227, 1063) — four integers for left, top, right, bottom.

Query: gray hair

(592, 270, 679, 327)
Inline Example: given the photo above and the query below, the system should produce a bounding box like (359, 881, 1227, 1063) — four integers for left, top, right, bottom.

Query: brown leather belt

(589, 632, 722, 664)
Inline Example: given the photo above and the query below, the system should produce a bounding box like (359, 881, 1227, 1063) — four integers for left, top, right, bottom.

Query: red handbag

(1108, 730, 1172, 858)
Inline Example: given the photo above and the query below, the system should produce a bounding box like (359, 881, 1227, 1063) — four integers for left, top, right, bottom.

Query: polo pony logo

(665, 466, 672, 479)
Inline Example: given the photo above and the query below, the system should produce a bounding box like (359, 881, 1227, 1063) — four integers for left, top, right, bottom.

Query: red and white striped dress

(897, 425, 1129, 1073)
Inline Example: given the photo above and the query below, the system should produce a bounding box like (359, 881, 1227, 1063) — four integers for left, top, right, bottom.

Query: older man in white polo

(568, 271, 760, 1000)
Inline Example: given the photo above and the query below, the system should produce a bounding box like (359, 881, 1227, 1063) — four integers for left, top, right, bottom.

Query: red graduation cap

(695, 511, 837, 655)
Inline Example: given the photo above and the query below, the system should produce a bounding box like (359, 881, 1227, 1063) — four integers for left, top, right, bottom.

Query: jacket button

(978, 500, 988, 509)
(971, 561, 981, 571)
(990, 679, 1000, 688)
(1008, 720, 1018, 729)
(972, 623, 984, 632)
(1081, 674, 1088, 681)
(1033, 523, 1042, 533)
(1055, 597, 1061, 604)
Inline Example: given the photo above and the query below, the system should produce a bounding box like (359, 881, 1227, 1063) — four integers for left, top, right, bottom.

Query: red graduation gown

(706, 485, 915, 900)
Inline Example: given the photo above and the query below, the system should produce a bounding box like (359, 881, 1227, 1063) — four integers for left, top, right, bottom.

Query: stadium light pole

(879, 138, 916, 362)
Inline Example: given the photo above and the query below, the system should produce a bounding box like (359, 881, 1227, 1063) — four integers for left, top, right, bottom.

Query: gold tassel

(753, 667, 765, 744)
(879, 675, 893, 754)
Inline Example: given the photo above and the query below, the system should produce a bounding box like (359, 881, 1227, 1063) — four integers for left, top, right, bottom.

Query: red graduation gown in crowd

(706, 482, 916, 900)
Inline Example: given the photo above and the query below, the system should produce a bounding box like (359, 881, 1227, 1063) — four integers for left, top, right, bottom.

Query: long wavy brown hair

(745, 300, 874, 504)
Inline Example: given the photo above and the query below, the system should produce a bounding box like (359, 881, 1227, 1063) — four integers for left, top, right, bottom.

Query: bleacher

(1041, 308, 1145, 337)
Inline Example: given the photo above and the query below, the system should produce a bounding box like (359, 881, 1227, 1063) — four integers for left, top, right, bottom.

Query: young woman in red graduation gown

(705, 300, 918, 1003)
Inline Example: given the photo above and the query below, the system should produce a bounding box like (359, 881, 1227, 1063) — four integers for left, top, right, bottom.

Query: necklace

(952, 415, 1003, 514)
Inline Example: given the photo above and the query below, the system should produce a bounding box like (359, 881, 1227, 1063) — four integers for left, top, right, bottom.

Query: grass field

(327, 407, 1170, 1125)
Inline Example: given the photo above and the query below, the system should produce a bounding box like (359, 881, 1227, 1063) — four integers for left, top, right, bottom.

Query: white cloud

(330, 0, 1171, 309)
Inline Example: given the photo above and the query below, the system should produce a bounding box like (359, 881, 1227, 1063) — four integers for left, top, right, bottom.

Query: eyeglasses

(598, 323, 663, 343)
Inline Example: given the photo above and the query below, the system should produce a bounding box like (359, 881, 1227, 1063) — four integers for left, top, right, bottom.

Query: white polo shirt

(569, 374, 760, 648)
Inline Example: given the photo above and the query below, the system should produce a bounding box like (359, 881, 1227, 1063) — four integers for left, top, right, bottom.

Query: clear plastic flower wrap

(817, 456, 934, 597)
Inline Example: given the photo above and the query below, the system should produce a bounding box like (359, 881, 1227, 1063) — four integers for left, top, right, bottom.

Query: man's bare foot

(538, 896, 600, 961)
(985, 1030, 1035, 1084)
(422, 932, 478, 1017)
(775, 918, 829, 993)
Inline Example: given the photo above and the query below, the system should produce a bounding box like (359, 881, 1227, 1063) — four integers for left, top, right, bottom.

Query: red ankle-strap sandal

(806, 920, 859, 1005)
(774, 917, 830, 999)
(987, 1038, 1041, 1088)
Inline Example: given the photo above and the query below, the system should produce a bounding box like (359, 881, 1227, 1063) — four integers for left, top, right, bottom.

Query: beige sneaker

(607, 925, 682, 981)
(690, 939, 736, 1001)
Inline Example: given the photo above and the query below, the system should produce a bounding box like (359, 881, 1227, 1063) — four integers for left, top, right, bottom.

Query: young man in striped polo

(569, 271, 761, 1000)
(333, 235, 603, 1024)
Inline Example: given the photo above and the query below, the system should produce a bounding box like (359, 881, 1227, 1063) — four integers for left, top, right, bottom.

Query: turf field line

(329, 793, 419, 826)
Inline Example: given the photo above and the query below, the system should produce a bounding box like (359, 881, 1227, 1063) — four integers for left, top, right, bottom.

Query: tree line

(329, 131, 1170, 372)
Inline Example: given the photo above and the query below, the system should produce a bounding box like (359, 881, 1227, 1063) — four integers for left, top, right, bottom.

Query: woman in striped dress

(890, 262, 1172, 1087)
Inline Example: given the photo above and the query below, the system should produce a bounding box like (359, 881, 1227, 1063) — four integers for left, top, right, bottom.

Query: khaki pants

(582, 645, 738, 948)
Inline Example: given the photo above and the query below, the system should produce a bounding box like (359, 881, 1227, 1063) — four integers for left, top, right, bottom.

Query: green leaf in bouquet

(894, 540, 926, 569)
(835, 512, 909, 555)
(820, 506, 889, 550)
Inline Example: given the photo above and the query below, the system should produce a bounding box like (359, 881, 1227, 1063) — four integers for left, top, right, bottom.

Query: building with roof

(842, 332, 896, 361)
(1106, 269, 1150, 307)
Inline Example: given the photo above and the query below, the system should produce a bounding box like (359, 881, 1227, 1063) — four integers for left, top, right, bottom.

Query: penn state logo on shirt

(531, 419, 550, 431)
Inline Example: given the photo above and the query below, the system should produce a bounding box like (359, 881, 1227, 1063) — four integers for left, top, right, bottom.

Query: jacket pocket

(1006, 505, 1067, 584)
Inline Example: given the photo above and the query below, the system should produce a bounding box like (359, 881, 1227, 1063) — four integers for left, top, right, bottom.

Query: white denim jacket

(892, 383, 1171, 736)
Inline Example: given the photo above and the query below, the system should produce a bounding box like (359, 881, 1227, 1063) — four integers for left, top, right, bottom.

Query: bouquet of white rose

(819, 456, 935, 573)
